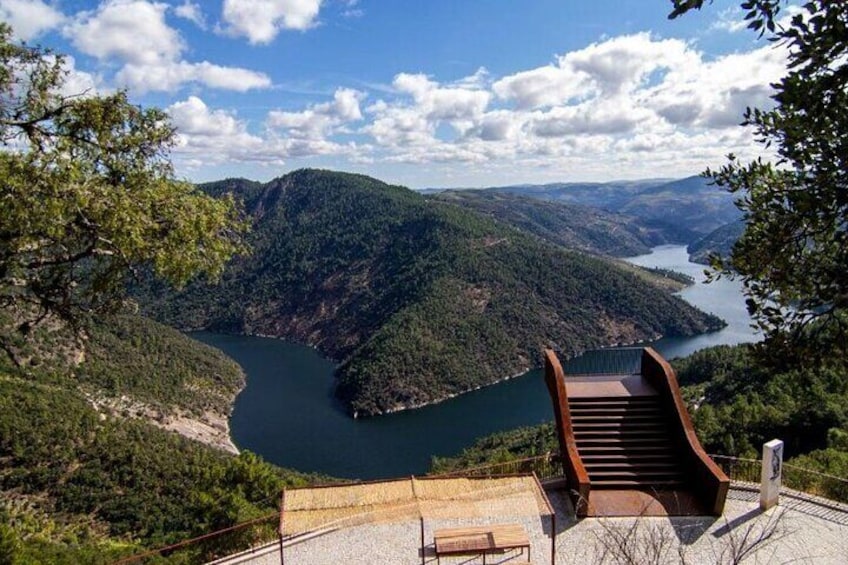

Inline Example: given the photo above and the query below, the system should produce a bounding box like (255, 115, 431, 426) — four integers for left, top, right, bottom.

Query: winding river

(194, 245, 758, 479)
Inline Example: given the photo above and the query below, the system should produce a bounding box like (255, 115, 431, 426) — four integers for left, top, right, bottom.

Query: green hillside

(139, 169, 724, 416)
(687, 220, 745, 265)
(0, 314, 322, 563)
(83, 314, 245, 416)
(430, 190, 671, 257)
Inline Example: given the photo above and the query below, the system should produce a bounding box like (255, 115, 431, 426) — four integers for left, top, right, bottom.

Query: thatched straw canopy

(280, 474, 554, 536)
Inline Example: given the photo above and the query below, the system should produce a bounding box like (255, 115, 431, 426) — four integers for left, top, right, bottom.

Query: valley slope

(687, 220, 745, 265)
(140, 169, 724, 417)
(0, 313, 318, 562)
(430, 189, 671, 257)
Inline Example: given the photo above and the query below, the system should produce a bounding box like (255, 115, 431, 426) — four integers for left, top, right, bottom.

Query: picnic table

(433, 523, 530, 564)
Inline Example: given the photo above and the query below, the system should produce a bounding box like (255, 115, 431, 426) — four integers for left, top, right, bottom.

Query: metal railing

(111, 452, 848, 564)
(783, 461, 848, 503)
(430, 452, 562, 481)
(710, 454, 848, 504)
(561, 347, 643, 376)
(111, 513, 280, 564)
(710, 454, 761, 484)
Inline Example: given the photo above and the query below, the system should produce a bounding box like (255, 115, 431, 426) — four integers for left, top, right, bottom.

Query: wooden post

(412, 476, 426, 565)
(279, 489, 286, 565)
(551, 512, 556, 565)
(420, 516, 425, 565)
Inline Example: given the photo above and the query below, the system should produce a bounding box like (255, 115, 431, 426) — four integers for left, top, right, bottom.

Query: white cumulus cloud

(222, 0, 324, 44)
(153, 31, 788, 182)
(349, 33, 787, 176)
(394, 73, 491, 121)
(494, 33, 697, 108)
(168, 96, 272, 163)
(0, 0, 64, 40)
(63, 0, 271, 93)
(174, 0, 205, 28)
(267, 88, 364, 139)
(169, 96, 361, 166)
(493, 63, 593, 109)
(56, 55, 103, 98)
(643, 45, 786, 129)
(66, 0, 182, 65)
(117, 60, 271, 93)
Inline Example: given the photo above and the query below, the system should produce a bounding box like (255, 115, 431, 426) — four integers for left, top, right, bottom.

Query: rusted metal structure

(544, 347, 729, 517)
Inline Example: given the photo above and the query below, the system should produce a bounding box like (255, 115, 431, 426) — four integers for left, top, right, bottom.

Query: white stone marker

(760, 439, 784, 510)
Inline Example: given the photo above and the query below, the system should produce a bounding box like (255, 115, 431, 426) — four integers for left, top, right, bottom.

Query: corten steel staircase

(544, 347, 729, 517)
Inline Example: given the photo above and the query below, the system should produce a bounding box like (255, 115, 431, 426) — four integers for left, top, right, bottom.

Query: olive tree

(670, 1, 848, 358)
(0, 24, 247, 361)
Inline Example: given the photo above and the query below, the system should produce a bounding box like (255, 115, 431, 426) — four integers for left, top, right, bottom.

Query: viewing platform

(210, 483, 848, 564)
(544, 347, 729, 518)
(115, 348, 848, 564)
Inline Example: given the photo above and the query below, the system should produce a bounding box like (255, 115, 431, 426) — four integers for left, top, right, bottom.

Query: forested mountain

(0, 314, 320, 562)
(139, 169, 724, 417)
(431, 190, 672, 257)
(472, 175, 741, 243)
(687, 220, 745, 265)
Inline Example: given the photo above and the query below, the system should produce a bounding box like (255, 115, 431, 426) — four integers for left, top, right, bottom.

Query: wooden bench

(433, 523, 530, 564)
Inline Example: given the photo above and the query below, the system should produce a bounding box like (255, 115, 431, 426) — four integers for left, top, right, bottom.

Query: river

(194, 245, 759, 480)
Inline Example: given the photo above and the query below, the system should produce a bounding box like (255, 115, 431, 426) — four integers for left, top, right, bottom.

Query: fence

(430, 452, 562, 481)
(112, 451, 848, 564)
(110, 513, 279, 565)
(710, 454, 848, 504)
(561, 347, 643, 376)
(783, 461, 848, 503)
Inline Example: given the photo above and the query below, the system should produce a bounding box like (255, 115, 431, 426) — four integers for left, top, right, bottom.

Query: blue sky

(0, 0, 792, 187)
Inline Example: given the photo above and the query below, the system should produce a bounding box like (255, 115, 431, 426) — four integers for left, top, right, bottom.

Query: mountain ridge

(430, 189, 673, 257)
(441, 175, 741, 242)
(138, 169, 724, 416)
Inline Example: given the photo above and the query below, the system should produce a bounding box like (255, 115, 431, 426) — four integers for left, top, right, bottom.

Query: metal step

(572, 421, 667, 430)
(581, 453, 677, 462)
(574, 429, 671, 438)
(571, 410, 665, 424)
(577, 445, 675, 455)
(570, 395, 660, 403)
(588, 469, 684, 478)
(583, 462, 681, 473)
(575, 437, 671, 447)
(590, 479, 687, 489)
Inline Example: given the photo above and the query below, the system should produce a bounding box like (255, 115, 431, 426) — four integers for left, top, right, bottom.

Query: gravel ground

(212, 486, 848, 565)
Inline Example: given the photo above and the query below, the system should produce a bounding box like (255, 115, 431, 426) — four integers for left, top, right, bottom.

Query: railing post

(760, 439, 784, 510)
(279, 488, 286, 565)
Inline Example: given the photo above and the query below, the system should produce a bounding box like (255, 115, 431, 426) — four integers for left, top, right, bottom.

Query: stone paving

(211, 485, 848, 565)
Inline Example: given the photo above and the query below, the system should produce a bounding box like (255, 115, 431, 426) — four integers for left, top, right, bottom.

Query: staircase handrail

(641, 347, 729, 515)
(544, 349, 591, 515)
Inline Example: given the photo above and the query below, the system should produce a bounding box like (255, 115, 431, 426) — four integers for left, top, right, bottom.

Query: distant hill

(430, 190, 672, 257)
(138, 169, 724, 417)
(617, 177, 740, 240)
(470, 176, 740, 243)
(687, 220, 745, 265)
(484, 179, 661, 210)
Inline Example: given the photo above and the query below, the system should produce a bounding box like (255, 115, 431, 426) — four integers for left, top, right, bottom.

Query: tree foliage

(0, 353, 328, 562)
(0, 24, 247, 355)
(670, 1, 848, 358)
